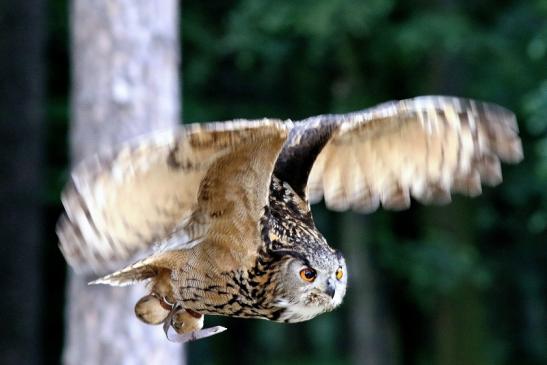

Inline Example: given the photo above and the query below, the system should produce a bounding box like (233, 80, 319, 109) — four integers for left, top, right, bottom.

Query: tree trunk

(64, 1, 184, 364)
(340, 212, 397, 365)
(426, 202, 489, 365)
(424, 2, 489, 358)
(0, 1, 45, 364)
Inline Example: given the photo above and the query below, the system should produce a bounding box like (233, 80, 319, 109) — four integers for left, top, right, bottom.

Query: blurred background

(1, 0, 546, 364)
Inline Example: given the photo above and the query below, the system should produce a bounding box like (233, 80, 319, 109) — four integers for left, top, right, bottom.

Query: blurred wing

(57, 120, 289, 274)
(183, 121, 289, 271)
(303, 96, 523, 212)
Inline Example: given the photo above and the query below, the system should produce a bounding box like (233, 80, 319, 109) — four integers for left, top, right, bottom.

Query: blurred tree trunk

(64, 1, 183, 364)
(0, 0, 45, 364)
(340, 213, 397, 365)
(426, 5, 489, 357)
(426, 202, 489, 365)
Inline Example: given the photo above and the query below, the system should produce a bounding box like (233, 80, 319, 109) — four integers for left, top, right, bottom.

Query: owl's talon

(164, 325, 227, 343)
(135, 294, 171, 325)
(162, 305, 226, 343)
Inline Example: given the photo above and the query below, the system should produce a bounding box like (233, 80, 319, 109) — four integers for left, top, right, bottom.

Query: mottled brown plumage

(57, 96, 522, 341)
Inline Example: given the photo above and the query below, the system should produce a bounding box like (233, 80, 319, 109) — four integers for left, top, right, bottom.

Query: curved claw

(162, 305, 226, 343)
(164, 325, 227, 343)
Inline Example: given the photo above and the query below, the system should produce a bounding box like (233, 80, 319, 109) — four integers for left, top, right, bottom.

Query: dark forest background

(1, 0, 546, 364)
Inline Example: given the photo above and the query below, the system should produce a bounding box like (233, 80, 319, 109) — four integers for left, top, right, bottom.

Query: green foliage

(376, 229, 490, 311)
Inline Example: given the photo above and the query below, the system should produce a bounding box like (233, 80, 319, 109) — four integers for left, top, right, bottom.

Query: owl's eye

(299, 267, 317, 282)
(335, 267, 343, 280)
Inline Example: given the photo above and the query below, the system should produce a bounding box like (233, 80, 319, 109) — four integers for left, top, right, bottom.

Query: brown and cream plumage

(57, 96, 523, 342)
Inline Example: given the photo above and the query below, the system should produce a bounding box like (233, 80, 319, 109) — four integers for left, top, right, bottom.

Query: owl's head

(272, 247, 347, 323)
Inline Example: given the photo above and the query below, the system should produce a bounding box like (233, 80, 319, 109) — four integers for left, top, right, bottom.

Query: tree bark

(0, 1, 45, 364)
(64, 1, 184, 364)
(340, 213, 397, 365)
(426, 202, 489, 365)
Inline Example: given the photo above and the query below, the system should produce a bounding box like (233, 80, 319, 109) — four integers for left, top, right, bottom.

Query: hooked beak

(325, 278, 336, 299)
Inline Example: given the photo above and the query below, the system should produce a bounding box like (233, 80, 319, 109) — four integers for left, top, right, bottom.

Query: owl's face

(273, 249, 347, 323)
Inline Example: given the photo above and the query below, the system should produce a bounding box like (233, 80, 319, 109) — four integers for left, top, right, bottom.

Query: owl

(57, 96, 523, 342)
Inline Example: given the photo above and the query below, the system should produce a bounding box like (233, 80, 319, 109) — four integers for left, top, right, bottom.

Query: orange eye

(335, 267, 343, 280)
(299, 267, 317, 282)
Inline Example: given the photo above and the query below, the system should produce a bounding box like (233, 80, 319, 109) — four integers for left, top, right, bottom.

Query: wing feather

(302, 96, 522, 212)
(57, 120, 289, 274)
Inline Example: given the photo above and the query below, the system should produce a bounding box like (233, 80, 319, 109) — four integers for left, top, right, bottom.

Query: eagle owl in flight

(58, 96, 522, 342)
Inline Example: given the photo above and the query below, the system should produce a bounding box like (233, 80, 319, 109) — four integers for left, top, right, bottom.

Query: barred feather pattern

(304, 96, 523, 211)
(57, 120, 290, 274)
(58, 95, 522, 288)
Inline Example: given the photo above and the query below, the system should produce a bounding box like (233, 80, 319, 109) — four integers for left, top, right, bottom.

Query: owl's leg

(135, 271, 175, 325)
(163, 306, 227, 343)
(171, 308, 204, 333)
(134, 293, 171, 325)
(135, 271, 226, 342)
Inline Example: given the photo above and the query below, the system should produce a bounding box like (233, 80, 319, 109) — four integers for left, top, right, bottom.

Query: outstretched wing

(57, 120, 289, 274)
(276, 96, 523, 212)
